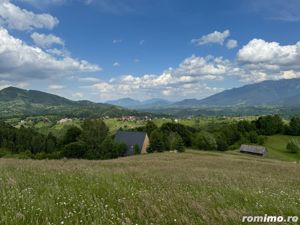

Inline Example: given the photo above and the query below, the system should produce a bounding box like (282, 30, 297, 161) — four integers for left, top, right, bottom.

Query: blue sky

(0, 0, 300, 102)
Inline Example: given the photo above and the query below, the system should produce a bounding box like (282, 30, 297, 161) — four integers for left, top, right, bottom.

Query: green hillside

(264, 135, 300, 161)
(0, 87, 143, 118)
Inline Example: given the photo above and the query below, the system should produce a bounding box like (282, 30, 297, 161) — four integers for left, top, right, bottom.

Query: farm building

(240, 144, 267, 156)
(114, 131, 149, 156)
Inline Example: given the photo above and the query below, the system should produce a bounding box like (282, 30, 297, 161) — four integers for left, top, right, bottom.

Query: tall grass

(0, 151, 299, 225)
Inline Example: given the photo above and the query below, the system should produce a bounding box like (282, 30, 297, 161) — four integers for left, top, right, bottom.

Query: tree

(134, 144, 140, 155)
(288, 118, 300, 136)
(80, 119, 109, 153)
(194, 131, 217, 150)
(237, 120, 256, 133)
(63, 142, 86, 158)
(147, 129, 165, 153)
(256, 115, 284, 135)
(286, 141, 299, 153)
(45, 132, 57, 153)
(160, 123, 193, 146)
(215, 133, 228, 151)
(166, 132, 185, 152)
(145, 121, 158, 136)
(31, 134, 45, 154)
(174, 134, 185, 152)
(63, 126, 82, 144)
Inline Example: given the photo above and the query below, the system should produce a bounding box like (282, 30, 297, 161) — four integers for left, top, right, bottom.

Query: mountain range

(108, 78, 300, 109)
(2, 78, 300, 118)
(0, 87, 141, 118)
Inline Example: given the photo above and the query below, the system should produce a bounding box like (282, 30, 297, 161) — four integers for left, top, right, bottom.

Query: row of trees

(140, 115, 300, 152)
(0, 120, 127, 160)
(1, 115, 300, 159)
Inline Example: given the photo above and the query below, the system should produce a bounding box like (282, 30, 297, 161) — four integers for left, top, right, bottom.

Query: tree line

(0, 120, 127, 159)
(1, 115, 300, 159)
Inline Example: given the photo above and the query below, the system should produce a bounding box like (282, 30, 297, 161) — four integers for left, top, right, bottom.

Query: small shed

(240, 144, 267, 156)
(114, 131, 149, 156)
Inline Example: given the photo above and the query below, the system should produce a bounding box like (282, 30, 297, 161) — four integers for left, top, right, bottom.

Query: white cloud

(112, 39, 122, 44)
(72, 92, 84, 98)
(0, 27, 101, 81)
(88, 55, 232, 100)
(78, 77, 101, 82)
(226, 39, 238, 49)
(31, 32, 64, 48)
(238, 39, 300, 65)
(237, 38, 300, 82)
(0, 1, 59, 30)
(191, 30, 230, 46)
(113, 62, 120, 67)
(48, 84, 64, 90)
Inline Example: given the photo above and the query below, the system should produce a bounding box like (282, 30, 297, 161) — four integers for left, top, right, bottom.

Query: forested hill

(0, 87, 142, 118)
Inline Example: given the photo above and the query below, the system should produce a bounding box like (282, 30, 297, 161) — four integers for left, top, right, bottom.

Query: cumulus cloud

(87, 55, 232, 100)
(31, 32, 64, 48)
(0, 1, 59, 30)
(191, 30, 230, 46)
(226, 39, 238, 49)
(237, 38, 300, 81)
(0, 27, 101, 81)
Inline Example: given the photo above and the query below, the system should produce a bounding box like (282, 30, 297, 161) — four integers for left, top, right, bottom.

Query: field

(0, 151, 299, 225)
(264, 135, 300, 161)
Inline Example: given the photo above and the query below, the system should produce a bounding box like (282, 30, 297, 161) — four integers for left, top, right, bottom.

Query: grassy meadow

(0, 151, 299, 225)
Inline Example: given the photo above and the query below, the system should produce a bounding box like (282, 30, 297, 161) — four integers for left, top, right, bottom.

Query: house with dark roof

(240, 144, 267, 156)
(114, 131, 149, 156)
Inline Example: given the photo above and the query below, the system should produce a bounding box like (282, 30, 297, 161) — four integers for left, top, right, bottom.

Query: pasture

(0, 151, 299, 225)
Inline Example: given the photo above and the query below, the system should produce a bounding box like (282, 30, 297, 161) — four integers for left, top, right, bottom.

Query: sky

(0, 0, 300, 102)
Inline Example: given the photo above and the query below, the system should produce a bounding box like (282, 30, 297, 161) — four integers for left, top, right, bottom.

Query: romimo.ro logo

(242, 215, 298, 223)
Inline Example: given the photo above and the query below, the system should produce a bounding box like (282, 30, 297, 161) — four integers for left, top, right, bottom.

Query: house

(240, 144, 267, 156)
(114, 131, 149, 156)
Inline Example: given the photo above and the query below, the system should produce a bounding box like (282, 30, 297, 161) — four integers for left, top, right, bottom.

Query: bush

(286, 141, 299, 154)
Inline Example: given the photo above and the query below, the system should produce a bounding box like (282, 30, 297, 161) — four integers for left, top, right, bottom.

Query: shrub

(286, 141, 299, 154)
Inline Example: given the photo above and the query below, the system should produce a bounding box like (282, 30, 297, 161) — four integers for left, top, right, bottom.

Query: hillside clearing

(264, 135, 300, 161)
(0, 152, 299, 225)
